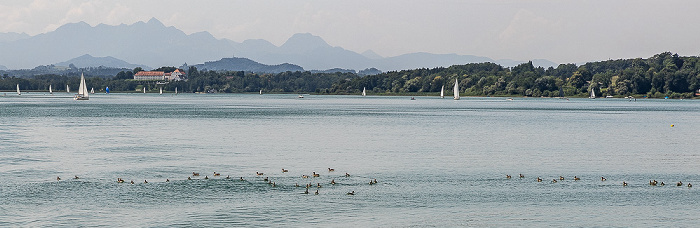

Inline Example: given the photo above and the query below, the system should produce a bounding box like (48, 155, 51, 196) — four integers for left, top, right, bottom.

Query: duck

(256, 172, 264, 176)
(74, 175, 79, 179)
(677, 181, 683, 186)
(369, 181, 374, 185)
(192, 172, 200, 176)
(213, 172, 221, 176)
(347, 191, 355, 195)
(574, 176, 580, 181)
(317, 183, 322, 188)
(345, 173, 351, 177)
(144, 180, 148, 183)
(519, 174, 524, 178)
(688, 183, 692, 188)
(312, 172, 320, 177)
(57, 176, 61, 181)
(264, 177, 269, 182)
(537, 177, 542, 182)
(272, 182, 276, 187)
(166, 179, 170, 182)
(282, 169, 289, 173)
(506, 175, 511, 179)
(601, 177, 606, 181)
(204, 176, 209, 180)
(188, 177, 192, 180)
(559, 176, 564, 180)
(304, 188, 309, 194)
(551, 179, 557, 183)
(117, 178, 125, 183)
(315, 190, 319, 195)
(660, 182, 665, 186)
(130, 180, 135, 184)
(328, 168, 335, 172)
(373, 179, 378, 184)
(225, 175, 230, 179)
(295, 183, 300, 187)
(623, 182, 628, 186)
(239, 177, 245, 181)
(331, 179, 336, 185)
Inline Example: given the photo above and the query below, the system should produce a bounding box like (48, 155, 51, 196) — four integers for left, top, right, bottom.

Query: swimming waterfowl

(302, 175, 310, 178)
(166, 179, 170, 182)
(312, 172, 320, 177)
(345, 173, 350, 177)
(574, 176, 580, 181)
(213, 172, 220, 176)
(130, 180, 134, 184)
(331, 179, 336, 185)
(506, 175, 511, 179)
(256, 172, 264, 176)
(559, 176, 564, 180)
(623, 182, 628, 186)
(204, 176, 209, 180)
(519, 174, 524, 178)
(317, 183, 322, 188)
(74, 175, 79, 179)
(117, 178, 125, 183)
(677, 181, 683, 186)
(144, 180, 148, 183)
(601, 177, 606, 181)
(373, 179, 378, 184)
(346, 191, 355, 195)
(304, 188, 309, 194)
(225, 175, 230, 179)
(537, 177, 542, 182)
(315, 190, 319, 195)
(264, 177, 269, 182)
(282, 169, 288, 173)
(660, 182, 665, 186)
(272, 182, 276, 187)
(295, 183, 300, 187)
(328, 168, 335, 172)
(688, 183, 692, 188)
(369, 181, 374, 185)
(57, 176, 61, 181)
(650, 180, 658, 186)
(552, 179, 557, 183)
(188, 177, 192, 180)
(192, 172, 200, 176)
(240, 177, 244, 181)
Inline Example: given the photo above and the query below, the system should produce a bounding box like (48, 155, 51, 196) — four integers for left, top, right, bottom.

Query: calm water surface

(1, 93, 699, 227)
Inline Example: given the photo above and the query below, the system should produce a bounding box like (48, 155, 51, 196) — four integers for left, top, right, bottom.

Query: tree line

(1, 52, 699, 98)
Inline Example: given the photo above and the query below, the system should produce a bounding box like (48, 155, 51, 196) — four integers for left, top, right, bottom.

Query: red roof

(173, 69, 186, 75)
(134, 71, 165, 76)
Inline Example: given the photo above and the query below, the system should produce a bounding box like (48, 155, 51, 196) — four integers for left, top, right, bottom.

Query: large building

(134, 69, 186, 81)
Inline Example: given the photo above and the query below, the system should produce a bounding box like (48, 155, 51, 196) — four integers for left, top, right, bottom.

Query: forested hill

(1, 52, 698, 98)
(332, 52, 700, 98)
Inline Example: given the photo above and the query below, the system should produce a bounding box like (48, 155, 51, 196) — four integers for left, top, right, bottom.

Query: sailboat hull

(74, 96, 89, 100)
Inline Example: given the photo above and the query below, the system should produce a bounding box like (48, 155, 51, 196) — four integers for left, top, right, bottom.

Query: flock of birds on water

(506, 174, 693, 188)
(54, 168, 374, 196)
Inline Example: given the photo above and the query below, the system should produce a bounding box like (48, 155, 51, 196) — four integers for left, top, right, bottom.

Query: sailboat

(175, 87, 178, 95)
(159, 87, 163, 95)
(74, 73, 89, 100)
(453, 79, 460, 100)
(16, 84, 20, 95)
(49, 85, 53, 95)
(66, 85, 70, 93)
(143, 87, 146, 93)
(440, 85, 444, 98)
(90, 87, 95, 94)
(260, 89, 262, 95)
(589, 88, 596, 99)
(362, 87, 366, 97)
(106, 87, 110, 94)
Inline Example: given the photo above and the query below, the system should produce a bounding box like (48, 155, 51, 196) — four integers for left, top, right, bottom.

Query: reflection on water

(1, 94, 699, 226)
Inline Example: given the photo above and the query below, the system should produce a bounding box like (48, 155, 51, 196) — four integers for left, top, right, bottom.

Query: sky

(1, 0, 699, 64)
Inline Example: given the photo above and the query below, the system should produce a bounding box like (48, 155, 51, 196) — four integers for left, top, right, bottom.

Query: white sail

(440, 85, 444, 98)
(66, 85, 70, 93)
(49, 85, 52, 94)
(160, 87, 163, 95)
(74, 73, 88, 100)
(90, 87, 95, 94)
(143, 87, 146, 93)
(260, 89, 262, 95)
(16, 84, 20, 95)
(590, 88, 596, 99)
(453, 79, 460, 100)
(175, 87, 178, 94)
(362, 87, 366, 96)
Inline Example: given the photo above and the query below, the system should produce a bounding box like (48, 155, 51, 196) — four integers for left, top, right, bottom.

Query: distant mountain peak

(361, 50, 383, 59)
(280, 33, 331, 52)
(146, 17, 164, 27)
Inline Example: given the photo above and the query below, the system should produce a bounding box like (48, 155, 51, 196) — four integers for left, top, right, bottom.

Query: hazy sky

(1, 0, 698, 64)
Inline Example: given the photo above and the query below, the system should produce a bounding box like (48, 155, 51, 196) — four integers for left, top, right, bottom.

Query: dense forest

(2, 52, 699, 98)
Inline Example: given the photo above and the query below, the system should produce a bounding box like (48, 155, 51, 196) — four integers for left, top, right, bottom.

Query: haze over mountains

(0, 18, 557, 72)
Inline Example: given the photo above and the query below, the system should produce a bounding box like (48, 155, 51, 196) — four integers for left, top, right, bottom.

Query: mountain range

(0, 18, 558, 72)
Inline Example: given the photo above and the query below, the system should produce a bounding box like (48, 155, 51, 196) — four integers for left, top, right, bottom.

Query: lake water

(1, 93, 699, 227)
